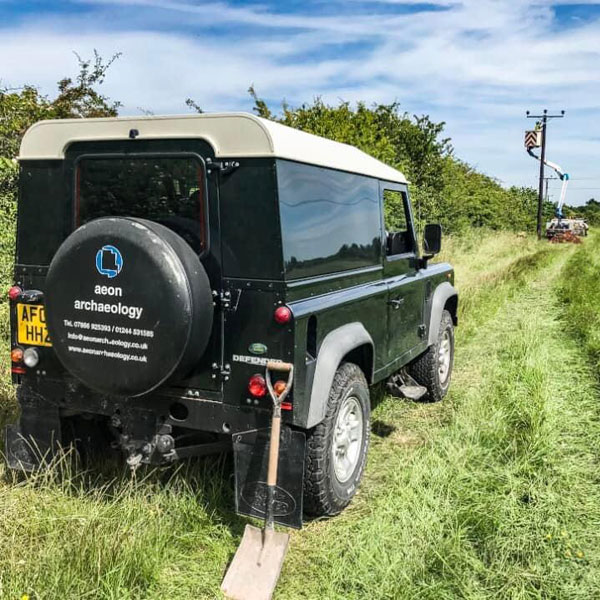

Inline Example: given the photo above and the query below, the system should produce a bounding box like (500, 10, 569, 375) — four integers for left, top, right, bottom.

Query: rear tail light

(11, 348, 24, 363)
(273, 380, 287, 396)
(8, 286, 22, 301)
(11, 347, 25, 374)
(273, 380, 293, 410)
(274, 306, 292, 325)
(248, 374, 267, 397)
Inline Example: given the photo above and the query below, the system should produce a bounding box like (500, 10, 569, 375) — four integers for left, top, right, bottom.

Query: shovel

(221, 360, 295, 600)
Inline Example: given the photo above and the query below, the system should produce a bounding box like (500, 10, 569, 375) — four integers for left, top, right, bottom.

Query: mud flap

(5, 387, 62, 471)
(233, 426, 306, 529)
(5, 424, 38, 471)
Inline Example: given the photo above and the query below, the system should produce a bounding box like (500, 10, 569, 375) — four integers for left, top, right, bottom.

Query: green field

(1, 231, 599, 599)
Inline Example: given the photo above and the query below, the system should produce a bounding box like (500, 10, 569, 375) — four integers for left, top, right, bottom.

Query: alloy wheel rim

(438, 329, 452, 383)
(332, 395, 364, 483)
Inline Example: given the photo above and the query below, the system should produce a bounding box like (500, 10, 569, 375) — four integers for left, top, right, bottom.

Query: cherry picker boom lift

(526, 146, 570, 219)
(525, 133, 586, 240)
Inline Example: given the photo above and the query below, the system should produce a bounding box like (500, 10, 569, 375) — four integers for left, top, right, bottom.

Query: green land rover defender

(7, 113, 457, 527)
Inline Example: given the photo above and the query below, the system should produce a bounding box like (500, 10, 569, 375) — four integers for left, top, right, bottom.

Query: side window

(277, 161, 381, 279)
(383, 189, 413, 256)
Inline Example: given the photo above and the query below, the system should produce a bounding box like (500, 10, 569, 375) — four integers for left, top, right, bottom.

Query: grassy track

(1, 232, 599, 599)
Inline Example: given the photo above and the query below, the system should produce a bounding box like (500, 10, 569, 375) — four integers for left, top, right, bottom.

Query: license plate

(17, 303, 52, 347)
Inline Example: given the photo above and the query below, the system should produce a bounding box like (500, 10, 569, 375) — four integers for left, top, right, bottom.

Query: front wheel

(408, 309, 455, 402)
(303, 362, 370, 517)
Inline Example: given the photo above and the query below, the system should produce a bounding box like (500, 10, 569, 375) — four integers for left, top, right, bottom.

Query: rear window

(76, 155, 206, 254)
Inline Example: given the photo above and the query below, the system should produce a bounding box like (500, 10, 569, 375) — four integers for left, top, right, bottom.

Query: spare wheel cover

(45, 217, 214, 397)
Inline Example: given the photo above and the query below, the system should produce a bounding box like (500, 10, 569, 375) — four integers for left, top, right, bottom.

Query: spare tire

(45, 217, 214, 397)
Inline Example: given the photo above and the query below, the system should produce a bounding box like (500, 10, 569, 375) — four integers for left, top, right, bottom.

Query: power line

(547, 187, 600, 191)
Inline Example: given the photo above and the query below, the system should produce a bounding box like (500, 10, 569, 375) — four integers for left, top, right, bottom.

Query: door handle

(388, 297, 404, 309)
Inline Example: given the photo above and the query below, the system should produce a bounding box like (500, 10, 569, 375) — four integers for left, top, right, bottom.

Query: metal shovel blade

(221, 524, 290, 600)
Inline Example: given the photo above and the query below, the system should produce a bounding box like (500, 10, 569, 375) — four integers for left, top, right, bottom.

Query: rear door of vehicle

(66, 139, 223, 393)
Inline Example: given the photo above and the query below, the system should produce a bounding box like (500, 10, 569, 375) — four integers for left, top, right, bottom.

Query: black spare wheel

(45, 217, 213, 397)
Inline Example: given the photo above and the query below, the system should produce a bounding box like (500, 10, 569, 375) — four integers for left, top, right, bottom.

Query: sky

(1, 0, 599, 206)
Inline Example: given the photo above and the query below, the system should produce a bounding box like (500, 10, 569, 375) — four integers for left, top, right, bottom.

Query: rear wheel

(408, 309, 455, 402)
(304, 362, 370, 517)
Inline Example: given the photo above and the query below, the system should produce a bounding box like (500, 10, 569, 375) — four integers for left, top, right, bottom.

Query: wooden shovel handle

(267, 413, 282, 486)
(265, 359, 294, 518)
(266, 360, 293, 372)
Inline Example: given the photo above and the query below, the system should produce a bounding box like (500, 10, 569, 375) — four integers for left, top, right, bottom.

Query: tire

(408, 309, 454, 402)
(304, 362, 370, 517)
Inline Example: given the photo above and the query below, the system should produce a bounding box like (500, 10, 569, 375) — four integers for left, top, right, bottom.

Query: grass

(558, 232, 600, 370)
(1, 230, 600, 599)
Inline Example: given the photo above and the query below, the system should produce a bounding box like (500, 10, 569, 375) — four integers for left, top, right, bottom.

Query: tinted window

(277, 161, 381, 279)
(76, 156, 206, 254)
(219, 159, 283, 280)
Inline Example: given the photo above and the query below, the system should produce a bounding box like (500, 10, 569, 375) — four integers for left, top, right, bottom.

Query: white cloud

(1, 0, 599, 204)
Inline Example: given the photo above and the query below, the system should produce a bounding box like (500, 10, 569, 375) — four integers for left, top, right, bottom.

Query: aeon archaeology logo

(95, 245, 123, 279)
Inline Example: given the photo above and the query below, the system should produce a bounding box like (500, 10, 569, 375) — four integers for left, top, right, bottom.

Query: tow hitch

(111, 417, 231, 472)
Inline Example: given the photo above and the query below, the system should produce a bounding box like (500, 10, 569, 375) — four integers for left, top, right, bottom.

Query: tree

(0, 50, 121, 158)
(0, 157, 17, 296)
(565, 198, 600, 226)
(0, 51, 122, 297)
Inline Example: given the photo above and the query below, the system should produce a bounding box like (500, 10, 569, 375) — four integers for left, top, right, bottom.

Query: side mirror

(423, 224, 442, 255)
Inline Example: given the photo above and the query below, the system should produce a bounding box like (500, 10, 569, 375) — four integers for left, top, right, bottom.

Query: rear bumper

(16, 378, 274, 435)
(5, 379, 274, 472)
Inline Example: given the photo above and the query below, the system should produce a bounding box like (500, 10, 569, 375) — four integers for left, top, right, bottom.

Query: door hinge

(213, 289, 241, 312)
(206, 158, 239, 175)
(212, 362, 231, 381)
(418, 324, 427, 338)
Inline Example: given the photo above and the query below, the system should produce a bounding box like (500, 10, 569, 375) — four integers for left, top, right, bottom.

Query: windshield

(76, 155, 206, 254)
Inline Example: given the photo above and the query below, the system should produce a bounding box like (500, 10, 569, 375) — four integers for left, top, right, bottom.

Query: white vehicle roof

(19, 112, 407, 184)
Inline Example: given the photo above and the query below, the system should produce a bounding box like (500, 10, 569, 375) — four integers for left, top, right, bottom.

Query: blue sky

(1, 0, 599, 206)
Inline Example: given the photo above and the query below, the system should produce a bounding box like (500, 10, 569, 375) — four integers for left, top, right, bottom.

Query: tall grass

(558, 231, 600, 370)
(0, 232, 599, 599)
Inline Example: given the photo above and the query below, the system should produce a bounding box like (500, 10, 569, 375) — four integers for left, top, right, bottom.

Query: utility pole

(544, 176, 558, 202)
(526, 109, 565, 239)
